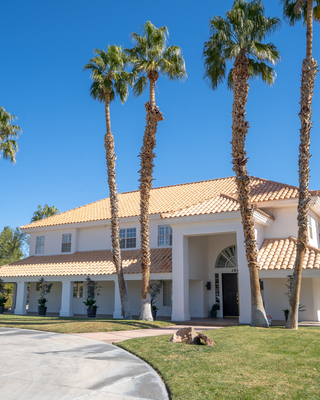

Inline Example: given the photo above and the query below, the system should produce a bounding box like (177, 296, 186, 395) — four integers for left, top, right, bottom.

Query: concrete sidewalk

(73, 325, 222, 343)
(0, 328, 168, 400)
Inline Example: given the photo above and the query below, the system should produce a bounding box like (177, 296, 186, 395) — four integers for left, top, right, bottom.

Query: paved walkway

(74, 325, 222, 343)
(0, 328, 168, 400)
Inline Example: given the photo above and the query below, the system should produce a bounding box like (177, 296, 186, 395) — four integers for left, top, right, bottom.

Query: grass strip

(0, 314, 174, 333)
(118, 326, 320, 400)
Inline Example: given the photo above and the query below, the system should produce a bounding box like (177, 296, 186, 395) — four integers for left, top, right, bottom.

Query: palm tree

(126, 21, 186, 320)
(31, 204, 60, 222)
(203, 0, 281, 327)
(0, 107, 22, 163)
(281, 0, 319, 330)
(84, 45, 133, 320)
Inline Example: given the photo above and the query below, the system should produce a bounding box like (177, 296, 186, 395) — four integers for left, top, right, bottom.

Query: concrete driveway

(0, 328, 168, 400)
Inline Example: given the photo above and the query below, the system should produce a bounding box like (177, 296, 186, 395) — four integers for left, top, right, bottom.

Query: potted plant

(151, 298, 158, 320)
(83, 297, 98, 318)
(150, 280, 162, 321)
(283, 304, 305, 322)
(283, 309, 289, 321)
(83, 276, 100, 318)
(37, 278, 53, 316)
(210, 303, 220, 318)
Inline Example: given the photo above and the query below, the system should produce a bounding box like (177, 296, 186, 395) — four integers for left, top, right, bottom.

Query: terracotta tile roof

(0, 248, 172, 278)
(21, 176, 317, 229)
(258, 237, 320, 271)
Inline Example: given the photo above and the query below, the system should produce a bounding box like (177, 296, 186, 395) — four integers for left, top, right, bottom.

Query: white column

(11, 283, 17, 312)
(236, 228, 251, 324)
(171, 233, 190, 321)
(113, 279, 123, 319)
(14, 281, 28, 315)
(60, 280, 74, 317)
(312, 278, 320, 322)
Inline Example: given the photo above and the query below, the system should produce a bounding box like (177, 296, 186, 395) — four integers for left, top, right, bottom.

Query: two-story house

(1, 176, 320, 323)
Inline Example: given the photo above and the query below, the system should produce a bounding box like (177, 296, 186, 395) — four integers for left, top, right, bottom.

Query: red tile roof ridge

(250, 175, 319, 196)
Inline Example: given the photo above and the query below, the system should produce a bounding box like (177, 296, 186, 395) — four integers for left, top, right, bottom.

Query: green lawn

(118, 326, 320, 400)
(0, 314, 173, 333)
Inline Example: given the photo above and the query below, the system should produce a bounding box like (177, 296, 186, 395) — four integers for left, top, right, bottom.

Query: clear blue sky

(1, 0, 319, 230)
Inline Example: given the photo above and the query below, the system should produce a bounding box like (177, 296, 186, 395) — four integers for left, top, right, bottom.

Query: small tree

(37, 278, 53, 308)
(83, 276, 101, 311)
(0, 278, 8, 310)
(150, 280, 162, 311)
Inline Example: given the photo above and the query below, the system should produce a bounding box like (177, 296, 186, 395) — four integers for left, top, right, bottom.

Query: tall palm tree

(281, 0, 319, 330)
(31, 204, 60, 222)
(84, 45, 133, 320)
(126, 21, 186, 320)
(0, 107, 21, 163)
(203, 0, 281, 327)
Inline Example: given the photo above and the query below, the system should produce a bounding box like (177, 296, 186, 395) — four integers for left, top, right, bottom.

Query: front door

(222, 273, 239, 317)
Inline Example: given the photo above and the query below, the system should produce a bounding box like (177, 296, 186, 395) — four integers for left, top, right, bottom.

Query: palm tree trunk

(138, 100, 164, 320)
(286, 1, 317, 329)
(104, 93, 131, 320)
(147, 71, 158, 108)
(231, 51, 268, 328)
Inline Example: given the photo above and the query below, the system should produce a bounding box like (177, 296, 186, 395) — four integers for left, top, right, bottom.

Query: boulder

(170, 327, 199, 344)
(198, 332, 215, 347)
(170, 327, 215, 346)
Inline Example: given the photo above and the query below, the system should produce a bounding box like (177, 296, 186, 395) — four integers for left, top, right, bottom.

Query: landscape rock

(170, 327, 198, 344)
(170, 327, 215, 346)
(197, 332, 215, 347)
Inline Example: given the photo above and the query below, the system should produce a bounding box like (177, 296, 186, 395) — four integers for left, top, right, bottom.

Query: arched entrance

(215, 245, 239, 317)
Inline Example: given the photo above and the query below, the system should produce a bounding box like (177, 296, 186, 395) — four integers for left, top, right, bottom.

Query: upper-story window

(308, 216, 313, 240)
(120, 228, 136, 249)
(35, 236, 45, 254)
(62, 234, 71, 253)
(158, 225, 172, 246)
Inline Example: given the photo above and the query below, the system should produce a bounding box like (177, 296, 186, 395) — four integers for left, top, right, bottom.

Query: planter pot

(210, 311, 217, 318)
(284, 313, 289, 322)
(38, 306, 47, 316)
(152, 309, 157, 320)
(87, 308, 97, 318)
(0, 305, 4, 314)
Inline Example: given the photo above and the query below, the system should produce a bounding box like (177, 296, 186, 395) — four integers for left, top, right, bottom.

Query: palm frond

(133, 76, 148, 97)
(127, 21, 186, 90)
(203, 0, 280, 90)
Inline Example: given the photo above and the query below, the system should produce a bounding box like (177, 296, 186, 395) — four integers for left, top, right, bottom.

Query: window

(35, 236, 45, 254)
(308, 216, 313, 240)
(215, 273, 220, 307)
(120, 228, 136, 249)
(62, 234, 71, 253)
(36, 282, 41, 291)
(73, 282, 84, 298)
(158, 225, 172, 246)
(215, 245, 238, 269)
(163, 281, 172, 307)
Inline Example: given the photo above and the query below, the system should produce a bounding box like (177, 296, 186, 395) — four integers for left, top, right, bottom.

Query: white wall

(189, 280, 205, 317)
(312, 278, 320, 321)
(29, 228, 77, 256)
(263, 277, 315, 321)
(76, 226, 111, 252)
(255, 223, 265, 250)
(95, 281, 115, 315)
(308, 210, 319, 248)
(262, 206, 297, 240)
(28, 281, 62, 313)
